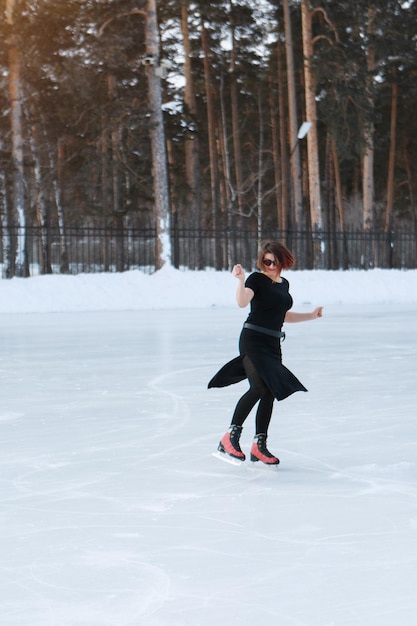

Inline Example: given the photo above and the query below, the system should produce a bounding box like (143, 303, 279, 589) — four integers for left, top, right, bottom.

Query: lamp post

(290, 121, 312, 156)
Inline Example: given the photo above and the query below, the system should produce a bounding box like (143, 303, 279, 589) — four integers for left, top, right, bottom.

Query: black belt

(243, 323, 285, 340)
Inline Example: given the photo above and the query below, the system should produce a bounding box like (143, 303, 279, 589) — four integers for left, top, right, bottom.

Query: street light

(290, 121, 312, 156)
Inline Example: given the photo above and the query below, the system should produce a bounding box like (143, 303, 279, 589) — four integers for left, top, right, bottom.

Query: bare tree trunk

(301, 0, 322, 232)
(97, 3, 171, 269)
(100, 100, 112, 270)
(29, 123, 52, 274)
(256, 90, 264, 247)
(219, 72, 234, 267)
(385, 77, 398, 231)
(269, 72, 282, 229)
(111, 118, 124, 270)
(217, 92, 228, 221)
(52, 138, 69, 273)
(6, 0, 27, 276)
(145, 0, 171, 270)
(362, 5, 376, 231)
(101, 73, 125, 270)
(331, 137, 344, 230)
(403, 141, 416, 233)
(363, 146, 375, 230)
(362, 145, 374, 229)
(0, 172, 13, 278)
(229, 1, 244, 223)
(112, 121, 124, 273)
(218, 73, 230, 207)
(107, 76, 123, 216)
(201, 22, 222, 268)
(277, 41, 289, 231)
(283, 0, 303, 233)
(180, 0, 201, 234)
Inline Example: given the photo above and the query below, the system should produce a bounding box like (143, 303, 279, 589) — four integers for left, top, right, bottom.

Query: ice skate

(216, 425, 246, 462)
(250, 433, 280, 465)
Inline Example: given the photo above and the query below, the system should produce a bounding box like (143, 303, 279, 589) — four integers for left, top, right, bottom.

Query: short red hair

(256, 240, 295, 271)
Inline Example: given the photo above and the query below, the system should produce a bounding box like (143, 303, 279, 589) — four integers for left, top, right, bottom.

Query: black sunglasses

(263, 258, 277, 267)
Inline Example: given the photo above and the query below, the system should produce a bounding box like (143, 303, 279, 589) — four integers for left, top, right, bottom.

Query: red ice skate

(250, 433, 280, 465)
(217, 425, 246, 461)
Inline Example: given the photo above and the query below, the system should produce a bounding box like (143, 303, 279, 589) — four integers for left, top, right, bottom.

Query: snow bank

(0, 267, 416, 313)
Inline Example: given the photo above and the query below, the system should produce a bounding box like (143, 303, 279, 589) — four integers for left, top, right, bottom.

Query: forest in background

(1, 0, 417, 276)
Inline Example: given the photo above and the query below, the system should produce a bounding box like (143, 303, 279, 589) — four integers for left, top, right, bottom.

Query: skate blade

(212, 451, 243, 467)
(249, 460, 280, 471)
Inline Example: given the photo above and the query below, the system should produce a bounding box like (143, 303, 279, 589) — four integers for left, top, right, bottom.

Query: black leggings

(231, 355, 275, 435)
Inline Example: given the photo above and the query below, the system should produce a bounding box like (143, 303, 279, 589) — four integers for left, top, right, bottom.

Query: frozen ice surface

(1, 304, 417, 625)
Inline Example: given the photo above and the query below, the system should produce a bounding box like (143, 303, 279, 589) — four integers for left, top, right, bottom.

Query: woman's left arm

(285, 307, 323, 323)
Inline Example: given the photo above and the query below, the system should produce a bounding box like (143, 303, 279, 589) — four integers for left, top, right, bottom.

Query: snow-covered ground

(1, 268, 417, 625)
(0, 266, 417, 313)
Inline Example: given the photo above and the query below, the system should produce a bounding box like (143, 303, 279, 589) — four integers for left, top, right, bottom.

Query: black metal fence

(1, 226, 416, 276)
(172, 228, 417, 271)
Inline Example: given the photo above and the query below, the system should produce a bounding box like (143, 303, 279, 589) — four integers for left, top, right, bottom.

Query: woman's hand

(311, 306, 323, 319)
(232, 264, 254, 307)
(285, 307, 323, 323)
(232, 264, 245, 281)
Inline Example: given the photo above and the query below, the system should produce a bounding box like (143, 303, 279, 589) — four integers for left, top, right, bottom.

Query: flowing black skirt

(208, 327, 307, 401)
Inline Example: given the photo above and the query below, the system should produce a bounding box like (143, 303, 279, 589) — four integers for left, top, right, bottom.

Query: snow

(1, 268, 417, 625)
(0, 266, 417, 313)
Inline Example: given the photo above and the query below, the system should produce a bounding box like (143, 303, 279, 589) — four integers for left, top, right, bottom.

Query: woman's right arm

(232, 264, 254, 308)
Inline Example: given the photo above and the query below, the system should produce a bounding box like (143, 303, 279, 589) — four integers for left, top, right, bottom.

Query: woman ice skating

(208, 240, 323, 466)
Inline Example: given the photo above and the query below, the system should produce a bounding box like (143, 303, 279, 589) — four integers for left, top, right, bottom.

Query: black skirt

(208, 326, 307, 401)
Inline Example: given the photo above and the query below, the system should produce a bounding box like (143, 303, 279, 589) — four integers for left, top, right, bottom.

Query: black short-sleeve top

(245, 272, 293, 331)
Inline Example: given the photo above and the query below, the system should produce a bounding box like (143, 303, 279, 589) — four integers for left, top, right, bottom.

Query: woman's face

(261, 252, 281, 279)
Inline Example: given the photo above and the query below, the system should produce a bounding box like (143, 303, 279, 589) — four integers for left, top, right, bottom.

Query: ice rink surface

(1, 303, 417, 625)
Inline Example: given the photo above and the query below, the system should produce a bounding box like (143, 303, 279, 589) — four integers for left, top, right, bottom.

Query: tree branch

(312, 6, 340, 44)
(97, 10, 147, 39)
(312, 34, 336, 47)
